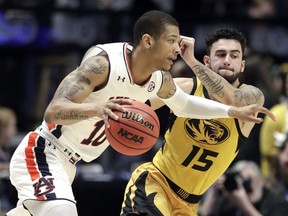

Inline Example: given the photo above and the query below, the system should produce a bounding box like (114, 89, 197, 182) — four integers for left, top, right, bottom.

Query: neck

(129, 47, 154, 85)
(230, 79, 240, 88)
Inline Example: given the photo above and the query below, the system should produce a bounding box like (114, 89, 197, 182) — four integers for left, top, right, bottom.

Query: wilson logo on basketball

(121, 111, 155, 131)
(117, 128, 144, 144)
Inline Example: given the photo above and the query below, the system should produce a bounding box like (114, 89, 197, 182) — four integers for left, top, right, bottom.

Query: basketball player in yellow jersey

(121, 28, 267, 216)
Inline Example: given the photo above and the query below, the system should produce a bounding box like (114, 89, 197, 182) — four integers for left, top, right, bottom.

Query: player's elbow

(44, 108, 54, 124)
(44, 102, 62, 124)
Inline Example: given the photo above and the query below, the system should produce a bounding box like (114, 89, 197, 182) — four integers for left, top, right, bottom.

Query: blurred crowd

(0, 107, 17, 215)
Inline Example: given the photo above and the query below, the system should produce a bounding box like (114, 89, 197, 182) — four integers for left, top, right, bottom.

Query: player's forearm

(44, 101, 96, 125)
(187, 58, 265, 107)
(186, 58, 235, 105)
(161, 85, 230, 119)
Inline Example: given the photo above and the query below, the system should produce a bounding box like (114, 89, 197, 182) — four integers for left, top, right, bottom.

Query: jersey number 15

(181, 145, 219, 171)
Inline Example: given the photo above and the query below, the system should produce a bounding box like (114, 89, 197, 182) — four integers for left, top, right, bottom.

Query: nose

(223, 55, 231, 65)
(175, 43, 181, 55)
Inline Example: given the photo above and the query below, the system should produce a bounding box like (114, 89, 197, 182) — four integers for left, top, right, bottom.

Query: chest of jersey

(153, 78, 246, 195)
(49, 43, 163, 162)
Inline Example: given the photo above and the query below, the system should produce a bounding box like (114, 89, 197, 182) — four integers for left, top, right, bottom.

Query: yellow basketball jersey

(260, 102, 287, 176)
(153, 77, 247, 197)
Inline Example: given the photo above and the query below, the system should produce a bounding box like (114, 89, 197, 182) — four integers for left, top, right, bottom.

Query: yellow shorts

(121, 162, 198, 216)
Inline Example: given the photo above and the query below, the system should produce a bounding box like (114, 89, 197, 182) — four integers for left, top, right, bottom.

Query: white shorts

(8, 131, 77, 212)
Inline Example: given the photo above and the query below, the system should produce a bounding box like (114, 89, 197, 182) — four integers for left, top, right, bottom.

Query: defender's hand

(228, 104, 276, 123)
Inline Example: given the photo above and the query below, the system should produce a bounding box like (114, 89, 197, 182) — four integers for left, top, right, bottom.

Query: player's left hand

(228, 104, 276, 123)
(179, 35, 196, 62)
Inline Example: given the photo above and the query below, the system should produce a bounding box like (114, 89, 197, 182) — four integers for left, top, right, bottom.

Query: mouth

(218, 68, 234, 75)
(168, 58, 174, 65)
(219, 68, 233, 72)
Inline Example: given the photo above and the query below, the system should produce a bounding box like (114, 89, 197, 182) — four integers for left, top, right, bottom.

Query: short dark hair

(205, 28, 247, 55)
(133, 10, 179, 47)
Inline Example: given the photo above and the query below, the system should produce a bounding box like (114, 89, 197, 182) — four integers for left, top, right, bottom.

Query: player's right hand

(99, 99, 133, 128)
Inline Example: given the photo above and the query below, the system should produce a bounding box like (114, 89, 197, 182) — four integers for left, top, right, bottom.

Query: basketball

(105, 100, 160, 156)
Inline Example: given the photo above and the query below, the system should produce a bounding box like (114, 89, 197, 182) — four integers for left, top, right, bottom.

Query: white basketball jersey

(41, 42, 163, 162)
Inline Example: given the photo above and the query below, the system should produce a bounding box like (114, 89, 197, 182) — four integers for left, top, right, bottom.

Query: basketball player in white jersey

(7, 11, 275, 216)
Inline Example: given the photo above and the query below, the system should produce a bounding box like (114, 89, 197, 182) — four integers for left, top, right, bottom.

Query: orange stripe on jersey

(47, 124, 57, 131)
(24, 132, 45, 200)
(25, 132, 40, 181)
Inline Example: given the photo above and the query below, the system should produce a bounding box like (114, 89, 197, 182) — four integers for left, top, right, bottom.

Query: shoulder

(239, 84, 265, 106)
(77, 54, 110, 88)
(156, 71, 176, 99)
(80, 54, 109, 71)
(82, 42, 127, 63)
(161, 71, 174, 83)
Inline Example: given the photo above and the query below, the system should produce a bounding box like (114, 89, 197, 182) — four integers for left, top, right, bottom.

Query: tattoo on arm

(234, 87, 263, 106)
(192, 65, 224, 97)
(55, 110, 89, 121)
(54, 57, 108, 99)
(192, 65, 263, 106)
(161, 72, 176, 99)
(78, 57, 107, 75)
(57, 75, 90, 99)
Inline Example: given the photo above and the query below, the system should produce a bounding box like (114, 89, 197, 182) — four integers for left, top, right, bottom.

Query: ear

(203, 55, 210, 67)
(240, 60, 245, 72)
(142, 34, 153, 48)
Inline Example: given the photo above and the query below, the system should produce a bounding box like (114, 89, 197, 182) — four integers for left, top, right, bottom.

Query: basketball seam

(106, 128, 153, 150)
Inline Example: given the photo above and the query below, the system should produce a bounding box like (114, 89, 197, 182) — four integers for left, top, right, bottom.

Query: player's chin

(163, 64, 172, 71)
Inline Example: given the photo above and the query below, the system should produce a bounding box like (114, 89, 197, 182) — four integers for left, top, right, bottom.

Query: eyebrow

(215, 49, 241, 53)
(164, 34, 180, 42)
(168, 34, 179, 38)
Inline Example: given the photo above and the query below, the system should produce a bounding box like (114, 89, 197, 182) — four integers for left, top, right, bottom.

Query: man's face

(205, 39, 245, 84)
(151, 25, 181, 71)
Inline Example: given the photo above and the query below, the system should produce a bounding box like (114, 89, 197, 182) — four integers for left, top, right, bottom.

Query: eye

(231, 54, 239, 59)
(216, 53, 226, 57)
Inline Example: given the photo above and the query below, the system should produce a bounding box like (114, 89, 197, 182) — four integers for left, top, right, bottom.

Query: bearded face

(205, 39, 245, 84)
(213, 67, 242, 84)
